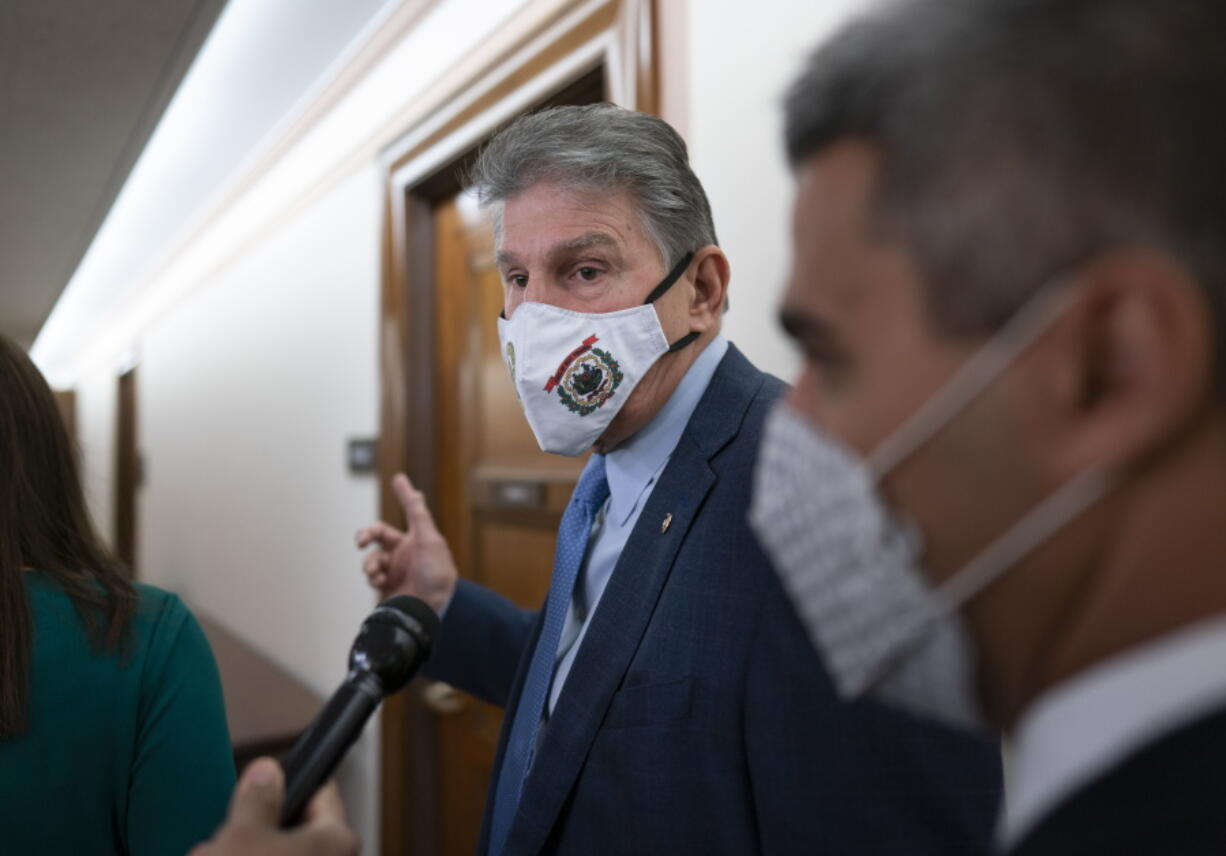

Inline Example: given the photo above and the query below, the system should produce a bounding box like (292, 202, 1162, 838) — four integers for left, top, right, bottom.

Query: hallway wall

(137, 163, 383, 836)
(688, 0, 873, 382)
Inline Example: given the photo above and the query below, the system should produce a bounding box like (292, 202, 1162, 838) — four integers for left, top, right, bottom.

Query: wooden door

(427, 193, 584, 856)
(52, 390, 76, 448)
(115, 367, 138, 578)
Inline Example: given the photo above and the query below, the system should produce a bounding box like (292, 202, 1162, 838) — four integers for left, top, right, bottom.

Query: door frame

(377, 2, 661, 852)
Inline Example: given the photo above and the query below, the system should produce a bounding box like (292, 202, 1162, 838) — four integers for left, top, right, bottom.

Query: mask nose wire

(866, 277, 1081, 482)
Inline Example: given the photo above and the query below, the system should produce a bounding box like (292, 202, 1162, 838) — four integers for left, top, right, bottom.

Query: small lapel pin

(661, 513, 673, 534)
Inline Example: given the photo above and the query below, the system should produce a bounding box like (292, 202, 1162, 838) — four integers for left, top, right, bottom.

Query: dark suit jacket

(1009, 705, 1226, 855)
(427, 344, 1002, 855)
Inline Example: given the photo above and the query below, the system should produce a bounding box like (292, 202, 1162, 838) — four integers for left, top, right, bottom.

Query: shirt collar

(604, 335, 729, 525)
(1002, 614, 1226, 847)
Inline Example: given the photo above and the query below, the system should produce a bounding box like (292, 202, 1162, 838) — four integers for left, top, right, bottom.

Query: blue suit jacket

(427, 344, 1002, 855)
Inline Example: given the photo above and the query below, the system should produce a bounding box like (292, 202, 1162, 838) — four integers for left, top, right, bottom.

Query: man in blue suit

(358, 104, 1001, 855)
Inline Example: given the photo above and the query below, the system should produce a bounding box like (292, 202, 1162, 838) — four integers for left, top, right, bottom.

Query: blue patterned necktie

(487, 454, 609, 855)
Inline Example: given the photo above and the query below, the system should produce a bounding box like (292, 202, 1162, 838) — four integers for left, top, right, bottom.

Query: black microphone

(279, 595, 440, 827)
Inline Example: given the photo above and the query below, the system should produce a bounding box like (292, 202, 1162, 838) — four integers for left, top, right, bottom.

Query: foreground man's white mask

(498, 252, 696, 456)
(749, 280, 1117, 731)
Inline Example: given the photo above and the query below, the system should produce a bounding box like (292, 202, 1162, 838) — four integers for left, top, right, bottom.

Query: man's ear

(1050, 250, 1214, 474)
(688, 245, 731, 331)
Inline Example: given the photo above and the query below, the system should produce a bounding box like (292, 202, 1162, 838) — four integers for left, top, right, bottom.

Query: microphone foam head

(348, 595, 440, 694)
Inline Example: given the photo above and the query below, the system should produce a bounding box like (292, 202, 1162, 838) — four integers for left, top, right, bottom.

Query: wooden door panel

(432, 194, 581, 856)
(434, 695, 500, 856)
(476, 522, 556, 610)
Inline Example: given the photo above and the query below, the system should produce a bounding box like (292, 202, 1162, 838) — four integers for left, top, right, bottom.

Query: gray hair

(784, 0, 1226, 372)
(467, 103, 717, 270)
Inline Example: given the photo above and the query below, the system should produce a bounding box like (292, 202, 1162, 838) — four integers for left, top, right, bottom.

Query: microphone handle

(279, 673, 382, 828)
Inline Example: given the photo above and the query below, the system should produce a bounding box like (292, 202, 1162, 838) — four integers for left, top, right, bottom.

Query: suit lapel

(505, 345, 765, 855)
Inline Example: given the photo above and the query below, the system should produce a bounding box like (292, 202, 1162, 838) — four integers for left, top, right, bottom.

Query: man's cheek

(785, 367, 823, 424)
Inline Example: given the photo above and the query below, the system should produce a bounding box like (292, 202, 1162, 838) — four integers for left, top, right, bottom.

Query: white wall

(686, 0, 878, 382)
(68, 164, 385, 846)
(138, 163, 384, 843)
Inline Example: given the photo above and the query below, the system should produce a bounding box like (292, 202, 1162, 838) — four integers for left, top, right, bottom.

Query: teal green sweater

(0, 572, 236, 854)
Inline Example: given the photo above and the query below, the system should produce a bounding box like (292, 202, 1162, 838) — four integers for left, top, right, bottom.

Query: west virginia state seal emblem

(504, 341, 516, 379)
(543, 334, 623, 416)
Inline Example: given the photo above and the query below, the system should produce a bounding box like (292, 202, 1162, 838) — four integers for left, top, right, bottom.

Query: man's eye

(576, 267, 601, 282)
(508, 274, 528, 288)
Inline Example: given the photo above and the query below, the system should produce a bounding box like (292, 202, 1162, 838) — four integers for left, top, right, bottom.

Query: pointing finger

(393, 474, 441, 539)
(390, 473, 417, 513)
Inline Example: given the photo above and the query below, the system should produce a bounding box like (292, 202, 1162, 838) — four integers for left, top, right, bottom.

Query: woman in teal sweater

(0, 335, 236, 854)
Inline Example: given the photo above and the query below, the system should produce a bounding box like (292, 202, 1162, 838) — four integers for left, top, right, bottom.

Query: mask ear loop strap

(935, 467, 1118, 613)
(644, 250, 700, 353)
(643, 251, 696, 304)
(857, 468, 1119, 697)
(666, 331, 700, 353)
(867, 279, 1081, 481)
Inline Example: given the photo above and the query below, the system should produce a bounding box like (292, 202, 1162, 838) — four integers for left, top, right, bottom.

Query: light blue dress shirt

(546, 335, 729, 714)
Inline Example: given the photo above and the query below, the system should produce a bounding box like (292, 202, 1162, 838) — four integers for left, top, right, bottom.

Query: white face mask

(497, 253, 696, 456)
(749, 281, 1117, 731)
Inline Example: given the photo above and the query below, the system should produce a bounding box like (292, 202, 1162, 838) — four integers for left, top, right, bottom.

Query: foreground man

(752, 0, 1226, 854)
(359, 104, 1000, 854)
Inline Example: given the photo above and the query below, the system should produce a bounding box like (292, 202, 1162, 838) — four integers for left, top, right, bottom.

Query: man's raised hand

(355, 473, 458, 615)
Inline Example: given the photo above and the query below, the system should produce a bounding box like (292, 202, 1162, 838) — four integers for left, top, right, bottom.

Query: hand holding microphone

(278, 594, 440, 827)
(188, 759, 356, 856)
(192, 595, 437, 853)
(200, 481, 450, 853)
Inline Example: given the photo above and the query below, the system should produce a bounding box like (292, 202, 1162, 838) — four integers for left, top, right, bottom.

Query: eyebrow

(495, 232, 621, 270)
(556, 232, 618, 254)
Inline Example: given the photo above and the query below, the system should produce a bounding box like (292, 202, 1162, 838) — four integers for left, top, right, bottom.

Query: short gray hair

(467, 103, 717, 270)
(784, 0, 1226, 369)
